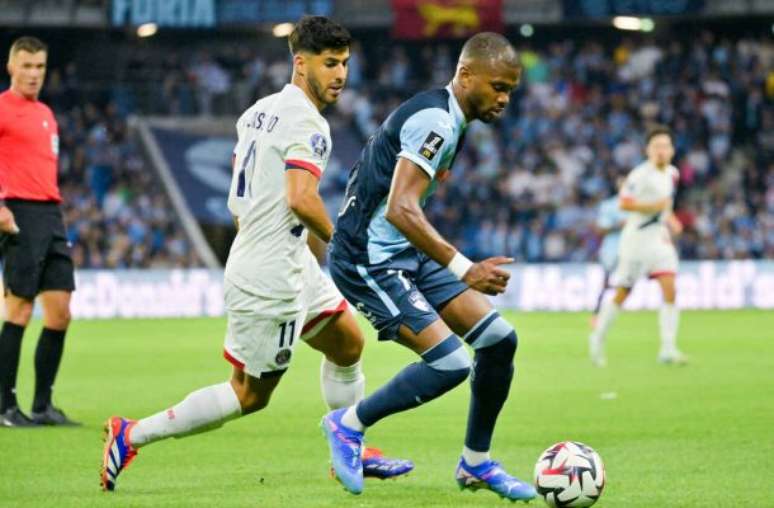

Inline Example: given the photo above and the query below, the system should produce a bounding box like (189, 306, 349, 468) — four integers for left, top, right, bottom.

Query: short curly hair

(288, 16, 351, 55)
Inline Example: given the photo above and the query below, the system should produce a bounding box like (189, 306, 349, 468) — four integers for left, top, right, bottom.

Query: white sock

(659, 303, 680, 353)
(592, 300, 621, 344)
(341, 405, 366, 432)
(462, 446, 490, 467)
(320, 358, 365, 410)
(129, 382, 241, 448)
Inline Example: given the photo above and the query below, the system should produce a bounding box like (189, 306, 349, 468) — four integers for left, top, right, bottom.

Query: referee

(0, 36, 78, 427)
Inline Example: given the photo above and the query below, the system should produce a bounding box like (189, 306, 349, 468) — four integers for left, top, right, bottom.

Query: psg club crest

(310, 133, 328, 158)
(275, 348, 292, 365)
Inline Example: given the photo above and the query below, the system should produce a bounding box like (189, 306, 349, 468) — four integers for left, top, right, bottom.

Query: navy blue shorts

(329, 248, 468, 341)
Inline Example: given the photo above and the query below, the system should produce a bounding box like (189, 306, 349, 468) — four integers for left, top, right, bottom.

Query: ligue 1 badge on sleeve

(420, 131, 444, 161)
(310, 133, 328, 158)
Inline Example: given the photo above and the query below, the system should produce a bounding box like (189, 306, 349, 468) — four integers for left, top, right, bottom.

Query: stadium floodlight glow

(612, 16, 643, 31)
(640, 18, 655, 32)
(137, 23, 158, 38)
(520, 24, 534, 37)
(272, 22, 294, 38)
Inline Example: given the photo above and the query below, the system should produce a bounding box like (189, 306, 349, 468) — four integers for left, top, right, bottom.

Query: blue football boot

(455, 457, 537, 502)
(362, 446, 414, 479)
(321, 408, 364, 494)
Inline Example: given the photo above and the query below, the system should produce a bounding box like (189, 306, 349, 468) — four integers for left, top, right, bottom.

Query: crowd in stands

(8, 29, 771, 268)
(41, 74, 201, 268)
(334, 33, 773, 262)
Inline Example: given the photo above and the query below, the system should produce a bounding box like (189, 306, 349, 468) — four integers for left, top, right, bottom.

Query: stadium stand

(3, 28, 770, 267)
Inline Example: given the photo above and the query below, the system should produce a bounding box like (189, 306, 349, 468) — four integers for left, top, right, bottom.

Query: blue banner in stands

(112, 0, 216, 27)
(562, 0, 704, 18)
(218, 0, 332, 25)
(151, 128, 234, 225)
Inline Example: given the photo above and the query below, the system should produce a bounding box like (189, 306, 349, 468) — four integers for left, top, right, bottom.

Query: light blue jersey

(597, 196, 627, 271)
(331, 85, 467, 265)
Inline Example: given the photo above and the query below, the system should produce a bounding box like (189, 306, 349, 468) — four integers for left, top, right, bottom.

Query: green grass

(0, 310, 771, 507)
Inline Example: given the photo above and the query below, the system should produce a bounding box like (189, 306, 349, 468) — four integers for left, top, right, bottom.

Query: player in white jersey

(100, 17, 411, 492)
(590, 126, 686, 366)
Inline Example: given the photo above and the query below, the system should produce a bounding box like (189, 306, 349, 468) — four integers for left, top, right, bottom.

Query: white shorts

(223, 249, 347, 378)
(612, 238, 679, 289)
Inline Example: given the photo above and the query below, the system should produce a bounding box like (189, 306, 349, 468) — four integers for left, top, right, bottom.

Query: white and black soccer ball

(534, 441, 605, 507)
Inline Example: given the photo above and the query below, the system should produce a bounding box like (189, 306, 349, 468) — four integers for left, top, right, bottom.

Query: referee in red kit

(0, 36, 78, 427)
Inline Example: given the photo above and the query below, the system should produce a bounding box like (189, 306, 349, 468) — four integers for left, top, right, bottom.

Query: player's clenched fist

(463, 256, 513, 295)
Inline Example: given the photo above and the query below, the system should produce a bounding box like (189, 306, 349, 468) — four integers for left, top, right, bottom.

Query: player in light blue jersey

(321, 33, 536, 501)
(592, 179, 627, 324)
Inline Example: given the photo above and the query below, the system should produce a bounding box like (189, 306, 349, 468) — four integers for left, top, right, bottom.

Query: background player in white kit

(100, 16, 410, 492)
(590, 126, 686, 367)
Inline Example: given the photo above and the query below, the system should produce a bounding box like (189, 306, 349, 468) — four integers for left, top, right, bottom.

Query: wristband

(447, 251, 473, 280)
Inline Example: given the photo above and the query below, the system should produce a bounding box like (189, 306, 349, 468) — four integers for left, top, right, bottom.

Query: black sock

(0, 322, 26, 412)
(32, 328, 67, 413)
(465, 331, 517, 452)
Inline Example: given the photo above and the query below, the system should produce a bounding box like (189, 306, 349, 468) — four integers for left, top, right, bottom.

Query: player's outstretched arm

(286, 169, 334, 242)
(619, 196, 670, 214)
(385, 158, 511, 295)
(667, 213, 683, 236)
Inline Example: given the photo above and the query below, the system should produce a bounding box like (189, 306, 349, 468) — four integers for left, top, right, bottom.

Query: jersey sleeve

(670, 166, 680, 190)
(620, 169, 644, 201)
(283, 113, 331, 179)
(227, 114, 252, 218)
(597, 201, 615, 229)
(397, 108, 455, 179)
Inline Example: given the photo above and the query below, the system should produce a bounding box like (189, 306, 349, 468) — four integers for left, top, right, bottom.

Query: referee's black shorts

(1, 199, 76, 300)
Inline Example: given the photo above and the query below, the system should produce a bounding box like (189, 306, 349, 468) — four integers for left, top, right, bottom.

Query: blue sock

(356, 335, 470, 427)
(463, 312, 518, 452)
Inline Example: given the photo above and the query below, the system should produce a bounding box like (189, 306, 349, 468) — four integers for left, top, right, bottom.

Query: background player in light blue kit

(591, 178, 627, 334)
(321, 32, 536, 501)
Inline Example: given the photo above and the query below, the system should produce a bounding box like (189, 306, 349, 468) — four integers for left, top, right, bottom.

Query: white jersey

(619, 161, 679, 246)
(225, 84, 332, 299)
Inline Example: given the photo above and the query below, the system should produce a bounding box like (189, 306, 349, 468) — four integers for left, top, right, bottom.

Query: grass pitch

(0, 310, 771, 507)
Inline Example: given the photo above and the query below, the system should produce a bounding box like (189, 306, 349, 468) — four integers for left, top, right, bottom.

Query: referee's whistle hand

(0, 206, 19, 234)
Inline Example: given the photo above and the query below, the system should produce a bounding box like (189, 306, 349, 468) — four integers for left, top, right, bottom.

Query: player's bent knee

(423, 335, 472, 392)
(237, 389, 272, 414)
(46, 310, 71, 331)
(465, 313, 517, 353)
(485, 329, 518, 359)
(229, 375, 279, 415)
(6, 304, 33, 326)
(333, 334, 364, 367)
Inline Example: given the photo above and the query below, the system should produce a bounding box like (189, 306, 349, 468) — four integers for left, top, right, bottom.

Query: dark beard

(308, 75, 329, 106)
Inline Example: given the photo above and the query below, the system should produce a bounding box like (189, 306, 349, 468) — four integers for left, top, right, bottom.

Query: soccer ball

(534, 441, 605, 507)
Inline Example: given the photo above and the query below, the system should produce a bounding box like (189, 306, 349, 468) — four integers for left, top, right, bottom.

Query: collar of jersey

(285, 83, 322, 116)
(4, 89, 37, 105)
(445, 83, 467, 131)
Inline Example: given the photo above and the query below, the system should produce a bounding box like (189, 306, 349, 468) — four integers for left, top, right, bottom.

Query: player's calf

(463, 312, 517, 453)
(355, 335, 471, 427)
